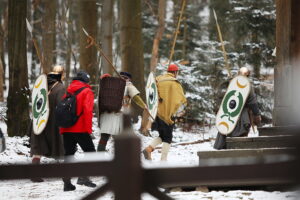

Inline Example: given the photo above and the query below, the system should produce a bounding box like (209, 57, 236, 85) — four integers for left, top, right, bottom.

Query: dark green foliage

(142, 0, 275, 124)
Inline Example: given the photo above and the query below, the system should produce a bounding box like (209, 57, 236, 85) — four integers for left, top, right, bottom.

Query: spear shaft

(82, 28, 121, 78)
(26, 18, 43, 74)
(82, 28, 155, 121)
(213, 9, 231, 78)
(168, 0, 186, 65)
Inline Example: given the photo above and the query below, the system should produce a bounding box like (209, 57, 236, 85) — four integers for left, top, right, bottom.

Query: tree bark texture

(150, 0, 166, 72)
(7, 0, 30, 137)
(0, 4, 5, 102)
(274, 0, 300, 125)
(31, 1, 43, 82)
(0, 57, 4, 102)
(120, 0, 146, 119)
(41, 0, 56, 74)
(101, 0, 114, 75)
(0, 1, 7, 90)
(79, 0, 98, 84)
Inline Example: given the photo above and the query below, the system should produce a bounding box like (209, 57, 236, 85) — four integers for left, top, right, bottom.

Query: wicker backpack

(99, 77, 126, 113)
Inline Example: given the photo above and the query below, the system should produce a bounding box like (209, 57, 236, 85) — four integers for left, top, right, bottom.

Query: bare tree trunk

(79, 0, 97, 84)
(1, 2, 8, 90)
(0, 2, 6, 102)
(31, 1, 43, 82)
(274, 0, 300, 125)
(120, 0, 146, 119)
(182, 11, 187, 60)
(41, 0, 56, 74)
(0, 58, 4, 102)
(150, 0, 166, 72)
(65, 0, 72, 84)
(101, 0, 114, 75)
(7, 0, 30, 137)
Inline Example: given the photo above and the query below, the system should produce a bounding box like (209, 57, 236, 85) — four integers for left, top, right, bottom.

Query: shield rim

(216, 75, 251, 135)
(32, 74, 50, 135)
(145, 72, 158, 121)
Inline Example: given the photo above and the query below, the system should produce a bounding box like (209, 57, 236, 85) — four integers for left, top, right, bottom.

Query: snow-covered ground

(0, 119, 298, 200)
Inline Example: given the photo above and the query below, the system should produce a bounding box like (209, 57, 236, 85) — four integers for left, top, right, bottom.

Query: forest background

(0, 0, 275, 137)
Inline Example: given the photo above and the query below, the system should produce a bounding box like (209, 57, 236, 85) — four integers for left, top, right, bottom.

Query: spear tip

(25, 18, 33, 37)
(82, 27, 89, 37)
(213, 9, 218, 21)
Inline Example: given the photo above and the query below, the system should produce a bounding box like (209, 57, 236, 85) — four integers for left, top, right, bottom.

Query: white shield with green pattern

(216, 75, 251, 135)
(32, 74, 49, 135)
(146, 72, 158, 120)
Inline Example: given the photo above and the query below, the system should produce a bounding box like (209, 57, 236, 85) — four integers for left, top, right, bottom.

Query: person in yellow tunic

(143, 64, 187, 161)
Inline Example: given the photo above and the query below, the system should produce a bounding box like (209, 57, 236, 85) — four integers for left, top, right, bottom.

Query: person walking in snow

(60, 71, 96, 191)
(143, 64, 187, 161)
(30, 65, 66, 182)
(97, 72, 148, 152)
(213, 67, 262, 150)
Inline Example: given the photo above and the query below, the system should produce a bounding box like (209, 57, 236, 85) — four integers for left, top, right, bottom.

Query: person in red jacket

(60, 71, 96, 191)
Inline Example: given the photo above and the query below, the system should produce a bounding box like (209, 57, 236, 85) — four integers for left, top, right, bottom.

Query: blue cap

(73, 71, 90, 83)
(120, 71, 132, 79)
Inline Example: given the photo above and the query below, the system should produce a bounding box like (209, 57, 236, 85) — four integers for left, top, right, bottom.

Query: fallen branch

(155, 138, 212, 149)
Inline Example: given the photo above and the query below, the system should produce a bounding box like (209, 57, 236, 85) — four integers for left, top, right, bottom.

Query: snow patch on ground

(0, 120, 298, 199)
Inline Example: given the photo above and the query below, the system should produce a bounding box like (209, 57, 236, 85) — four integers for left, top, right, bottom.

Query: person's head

(73, 71, 90, 83)
(100, 73, 111, 79)
(120, 71, 132, 81)
(48, 65, 65, 81)
(167, 63, 179, 77)
(238, 67, 250, 77)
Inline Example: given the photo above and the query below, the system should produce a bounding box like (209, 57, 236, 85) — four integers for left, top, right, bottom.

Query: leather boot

(63, 178, 76, 191)
(97, 143, 106, 152)
(77, 177, 96, 188)
(31, 157, 44, 182)
(142, 145, 154, 160)
(97, 134, 110, 152)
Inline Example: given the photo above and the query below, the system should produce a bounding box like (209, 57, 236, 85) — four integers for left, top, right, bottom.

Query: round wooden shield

(216, 75, 251, 135)
(145, 72, 158, 121)
(32, 74, 49, 135)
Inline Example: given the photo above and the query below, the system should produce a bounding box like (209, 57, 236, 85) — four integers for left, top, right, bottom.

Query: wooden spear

(82, 28, 155, 121)
(26, 18, 43, 74)
(213, 9, 232, 78)
(168, 0, 186, 65)
(82, 27, 122, 79)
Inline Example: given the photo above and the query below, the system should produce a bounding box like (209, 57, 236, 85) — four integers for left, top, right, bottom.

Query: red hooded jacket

(60, 80, 94, 134)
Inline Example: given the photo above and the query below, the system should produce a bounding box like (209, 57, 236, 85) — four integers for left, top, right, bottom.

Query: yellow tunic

(156, 73, 187, 125)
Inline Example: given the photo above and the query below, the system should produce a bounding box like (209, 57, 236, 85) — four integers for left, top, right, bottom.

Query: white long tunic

(100, 81, 139, 135)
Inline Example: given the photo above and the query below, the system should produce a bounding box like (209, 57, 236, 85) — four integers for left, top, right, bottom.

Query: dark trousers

(213, 132, 227, 150)
(152, 117, 174, 144)
(63, 133, 96, 156)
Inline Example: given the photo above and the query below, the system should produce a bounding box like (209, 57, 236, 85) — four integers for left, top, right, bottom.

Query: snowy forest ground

(0, 118, 298, 200)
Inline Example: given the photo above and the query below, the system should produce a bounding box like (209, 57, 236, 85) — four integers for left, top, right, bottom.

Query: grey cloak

(213, 86, 260, 150)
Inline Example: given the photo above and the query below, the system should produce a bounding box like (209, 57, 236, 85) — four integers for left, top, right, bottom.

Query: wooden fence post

(112, 115, 142, 200)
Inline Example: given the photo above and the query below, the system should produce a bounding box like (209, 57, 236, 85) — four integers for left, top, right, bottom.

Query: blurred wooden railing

(0, 116, 299, 200)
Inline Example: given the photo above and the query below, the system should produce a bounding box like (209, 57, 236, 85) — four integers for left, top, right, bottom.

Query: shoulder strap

(74, 87, 87, 96)
(48, 81, 60, 95)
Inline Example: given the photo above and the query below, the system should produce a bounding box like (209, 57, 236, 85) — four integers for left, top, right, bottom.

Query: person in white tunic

(97, 72, 147, 151)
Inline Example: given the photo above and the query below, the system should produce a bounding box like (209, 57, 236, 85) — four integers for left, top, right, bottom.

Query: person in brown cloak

(30, 65, 66, 182)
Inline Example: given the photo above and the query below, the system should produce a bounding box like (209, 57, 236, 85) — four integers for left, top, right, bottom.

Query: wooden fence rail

(0, 116, 299, 200)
